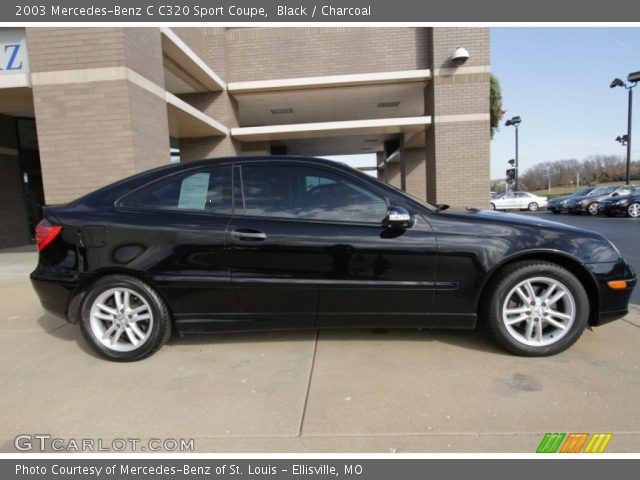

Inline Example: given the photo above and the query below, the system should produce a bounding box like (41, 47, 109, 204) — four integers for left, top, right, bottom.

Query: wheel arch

(67, 268, 173, 325)
(476, 250, 600, 326)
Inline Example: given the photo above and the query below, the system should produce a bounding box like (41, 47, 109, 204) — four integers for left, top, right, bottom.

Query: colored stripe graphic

(560, 433, 589, 453)
(536, 433, 566, 453)
(584, 433, 613, 453)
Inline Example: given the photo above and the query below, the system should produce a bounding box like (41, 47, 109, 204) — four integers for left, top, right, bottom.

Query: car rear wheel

(627, 203, 640, 218)
(587, 202, 599, 216)
(528, 202, 539, 211)
(483, 261, 588, 356)
(79, 275, 172, 361)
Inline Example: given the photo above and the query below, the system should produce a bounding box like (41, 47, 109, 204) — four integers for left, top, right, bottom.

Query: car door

(497, 193, 514, 209)
(114, 163, 238, 330)
(514, 192, 528, 209)
(227, 161, 438, 329)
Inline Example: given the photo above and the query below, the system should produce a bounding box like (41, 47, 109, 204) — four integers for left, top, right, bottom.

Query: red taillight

(35, 223, 62, 251)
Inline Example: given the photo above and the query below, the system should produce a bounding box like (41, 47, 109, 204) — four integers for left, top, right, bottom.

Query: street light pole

(505, 116, 522, 191)
(610, 72, 639, 185)
(626, 87, 633, 185)
(515, 125, 519, 191)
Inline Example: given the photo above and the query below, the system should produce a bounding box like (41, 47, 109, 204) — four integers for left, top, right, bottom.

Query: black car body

(597, 189, 640, 217)
(546, 187, 594, 214)
(566, 185, 636, 215)
(31, 156, 636, 360)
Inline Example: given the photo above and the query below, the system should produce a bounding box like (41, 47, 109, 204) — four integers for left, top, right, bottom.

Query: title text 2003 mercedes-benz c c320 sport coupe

(31, 157, 636, 361)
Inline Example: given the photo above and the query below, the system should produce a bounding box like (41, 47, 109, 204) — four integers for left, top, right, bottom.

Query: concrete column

(376, 151, 386, 182)
(425, 27, 490, 209)
(401, 147, 428, 202)
(26, 27, 170, 204)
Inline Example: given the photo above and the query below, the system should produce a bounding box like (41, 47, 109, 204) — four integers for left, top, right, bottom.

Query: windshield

(615, 186, 638, 195)
(574, 188, 592, 196)
(587, 186, 615, 196)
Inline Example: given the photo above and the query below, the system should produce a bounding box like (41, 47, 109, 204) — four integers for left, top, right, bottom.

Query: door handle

(231, 229, 267, 241)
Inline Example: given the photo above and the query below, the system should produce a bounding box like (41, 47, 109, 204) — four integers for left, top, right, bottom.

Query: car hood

(548, 195, 571, 204)
(570, 192, 615, 203)
(434, 209, 621, 264)
(457, 209, 580, 230)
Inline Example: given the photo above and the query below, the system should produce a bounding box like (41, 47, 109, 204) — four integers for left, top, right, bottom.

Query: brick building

(0, 27, 490, 248)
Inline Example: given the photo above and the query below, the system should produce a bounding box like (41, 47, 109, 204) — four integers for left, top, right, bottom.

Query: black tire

(490, 203, 496, 210)
(587, 202, 599, 216)
(79, 275, 172, 361)
(551, 210, 560, 214)
(528, 202, 539, 212)
(627, 202, 640, 218)
(482, 261, 589, 356)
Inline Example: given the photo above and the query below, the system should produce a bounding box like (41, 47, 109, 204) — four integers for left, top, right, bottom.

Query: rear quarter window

(118, 167, 232, 214)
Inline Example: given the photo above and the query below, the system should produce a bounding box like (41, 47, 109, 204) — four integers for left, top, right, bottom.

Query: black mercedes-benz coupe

(31, 156, 636, 360)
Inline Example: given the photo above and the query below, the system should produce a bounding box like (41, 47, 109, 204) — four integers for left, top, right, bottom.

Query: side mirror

(384, 206, 415, 229)
(436, 203, 450, 211)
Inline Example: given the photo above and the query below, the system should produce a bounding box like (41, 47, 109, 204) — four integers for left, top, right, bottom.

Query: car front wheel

(490, 203, 496, 210)
(528, 202, 539, 211)
(483, 261, 588, 356)
(587, 202, 599, 216)
(79, 275, 172, 361)
(627, 203, 640, 218)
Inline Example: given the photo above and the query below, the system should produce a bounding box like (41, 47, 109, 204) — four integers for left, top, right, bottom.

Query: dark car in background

(30, 156, 636, 361)
(546, 187, 594, 214)
(565, 185, 635, 215)
(597, 187, 640, 217)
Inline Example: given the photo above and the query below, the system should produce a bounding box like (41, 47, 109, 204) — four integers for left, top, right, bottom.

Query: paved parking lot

(1, 245, 639, 453)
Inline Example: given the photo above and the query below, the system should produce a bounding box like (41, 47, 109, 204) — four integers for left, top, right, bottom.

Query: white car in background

(490, 191, 548, 211)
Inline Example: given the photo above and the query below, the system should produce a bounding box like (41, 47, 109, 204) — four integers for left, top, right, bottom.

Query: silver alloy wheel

(501, 276, 576, 347)
(588, 202, 599, 215)
(89, 287, 154, 352)
(528, 202, 538, 211)
(628, 203, 640, 218)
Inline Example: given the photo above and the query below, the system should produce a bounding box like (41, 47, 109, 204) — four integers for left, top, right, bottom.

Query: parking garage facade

(0, 27, 490, 248)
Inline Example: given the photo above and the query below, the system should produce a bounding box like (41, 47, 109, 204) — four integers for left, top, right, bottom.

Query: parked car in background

(490, 191, 548, 211)
(546, 187, 595, 214)
(566, 185, 636, 215)
(490, 191, 504, 200)
(597, 187, 640, 217)
(30, 156, 636, 360)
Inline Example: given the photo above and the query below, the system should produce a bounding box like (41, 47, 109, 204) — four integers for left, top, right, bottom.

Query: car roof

(178, 155, 346, 169)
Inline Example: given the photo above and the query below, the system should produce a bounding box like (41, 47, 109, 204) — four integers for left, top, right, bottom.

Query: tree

(490, 74, 505, 139)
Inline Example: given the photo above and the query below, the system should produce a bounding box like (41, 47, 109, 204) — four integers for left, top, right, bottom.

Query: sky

(491, 27, 640, 179)
(328, 27, 640, 180)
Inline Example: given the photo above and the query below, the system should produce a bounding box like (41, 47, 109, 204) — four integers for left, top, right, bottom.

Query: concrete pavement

(1, 247, 639, 453)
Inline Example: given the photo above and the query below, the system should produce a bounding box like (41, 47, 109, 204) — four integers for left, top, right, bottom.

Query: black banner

(5, 459, 640, 480)
(3, 0, 640, 22)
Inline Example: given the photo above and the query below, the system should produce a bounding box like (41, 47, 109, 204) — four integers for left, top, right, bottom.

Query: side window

(119, 166, 232, 214)
(239, 164, 388, 223)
